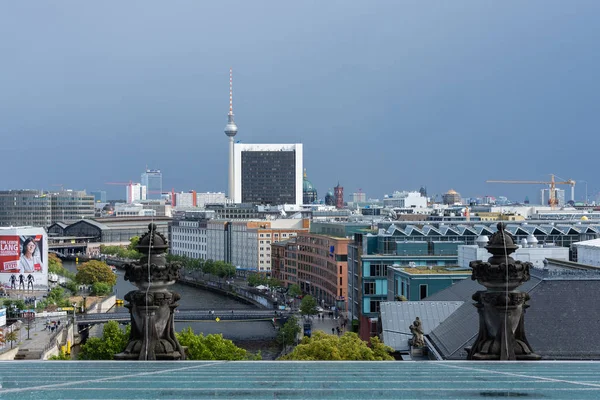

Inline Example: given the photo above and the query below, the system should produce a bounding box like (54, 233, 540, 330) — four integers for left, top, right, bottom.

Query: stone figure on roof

(409, 317, 425, 348)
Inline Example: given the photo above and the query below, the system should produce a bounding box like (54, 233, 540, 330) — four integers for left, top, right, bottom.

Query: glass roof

(1, 361, 600, 399)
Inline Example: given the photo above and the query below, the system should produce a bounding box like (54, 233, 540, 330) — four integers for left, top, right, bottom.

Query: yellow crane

(486, 174, 576, 209)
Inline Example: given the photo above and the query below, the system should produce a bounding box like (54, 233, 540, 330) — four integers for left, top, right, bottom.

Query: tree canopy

(76, 260, 117, 286)
(48, 253, 75, 279)
(299, 295, 318, 316)
(288, 284, 302, 297)
(277, 315, 301, 350)
(279, 331, 394, 361)
(78, 321, 129, 360)
(176, 327, 260, 360)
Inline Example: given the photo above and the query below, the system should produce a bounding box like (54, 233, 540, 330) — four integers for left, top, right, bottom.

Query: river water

(63, 261, 280, 358)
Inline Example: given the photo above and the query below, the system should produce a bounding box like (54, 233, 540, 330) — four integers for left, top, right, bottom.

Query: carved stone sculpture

(467, 222, 540, 360)
(409, 317, 425, 348)
(115, 223, 185, 360)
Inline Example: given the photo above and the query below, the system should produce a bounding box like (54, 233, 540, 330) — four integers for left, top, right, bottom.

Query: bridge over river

(78, 309, 293, 326)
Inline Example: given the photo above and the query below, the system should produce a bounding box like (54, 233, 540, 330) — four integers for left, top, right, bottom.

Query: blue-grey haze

(1, 1, 598, 202)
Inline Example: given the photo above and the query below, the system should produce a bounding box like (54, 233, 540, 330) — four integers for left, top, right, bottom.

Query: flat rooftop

(1, 361, 599, 399)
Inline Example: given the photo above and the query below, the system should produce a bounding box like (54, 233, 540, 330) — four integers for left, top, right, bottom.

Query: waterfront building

(207, 219, 309, 272)
(271, 232, 351, 310)
(141, 169, 163, 200)
(169, 210, 214, 259)
(233, 143, 303, 206)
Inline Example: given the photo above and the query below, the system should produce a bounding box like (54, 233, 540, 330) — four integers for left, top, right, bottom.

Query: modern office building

(126, 183, 147, 204)
(383, 191, 428, 209)
(141, 169, 162, 200)
(196, 192, 227, 208)
(0, 190, 94, 227)
(233, 143, 303, 206)
(0, 190, 52, 227)
(50, 190, 95, 222)
(206, 219, 309, 272)
(169, 210, 214, 259)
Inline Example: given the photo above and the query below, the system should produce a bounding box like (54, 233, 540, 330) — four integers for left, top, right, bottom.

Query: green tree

(277, 316, 300, 352)
(76, 260, 117, 286)
(279, 331, 394, 361)
(128, 236, 140, 251)
(91, 281, 112, 296)
(176, 327, 259, 360)
(299, 295, 318, 317)
(5, 330, 18, 349)
(78, 321, 129, 360)
(49, 350, 71, 360)
(288, 284, 302, 297)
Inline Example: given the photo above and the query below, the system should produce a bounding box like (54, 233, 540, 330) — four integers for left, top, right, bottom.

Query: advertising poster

(0, 228, 48, 291)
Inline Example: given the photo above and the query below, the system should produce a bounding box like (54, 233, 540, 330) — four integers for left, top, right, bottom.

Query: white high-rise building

(540, 188, 565, 206)
(127, 183, 147, 204)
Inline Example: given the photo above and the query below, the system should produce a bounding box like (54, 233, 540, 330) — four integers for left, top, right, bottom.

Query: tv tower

(224, 68, 238, 201)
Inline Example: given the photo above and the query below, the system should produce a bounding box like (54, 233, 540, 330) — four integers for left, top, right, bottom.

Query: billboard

(0, 227, 48, 291)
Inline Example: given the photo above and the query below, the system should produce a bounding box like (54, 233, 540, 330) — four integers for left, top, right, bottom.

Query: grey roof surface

(3, 361, 600, 399)
(380, 301, 463, 351)
(426, 272, 600, 360)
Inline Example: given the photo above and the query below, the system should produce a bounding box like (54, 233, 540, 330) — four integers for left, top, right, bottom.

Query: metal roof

(380, 301, 463, 352)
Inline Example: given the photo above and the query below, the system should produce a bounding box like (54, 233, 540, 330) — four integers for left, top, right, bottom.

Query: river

(63, 260, 280, 359)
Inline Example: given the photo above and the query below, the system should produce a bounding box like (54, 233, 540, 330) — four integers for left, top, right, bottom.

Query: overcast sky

(1, 1, 598, 202)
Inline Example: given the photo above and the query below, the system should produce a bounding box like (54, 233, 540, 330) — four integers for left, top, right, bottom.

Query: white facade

(197, 192, 227, 208)
(540, 188, 566, 207)
(383, 191, 428, 209)
(170, 220, 208, 260)
(233, 143, 303, 206)
(0, 227, 48, 290)
(127, 183, 147, 204)
(458, 243, 570, 269)
(174, 192, 196, 208)
(114, 203, 156, 217)
(573, 238, 600, 267)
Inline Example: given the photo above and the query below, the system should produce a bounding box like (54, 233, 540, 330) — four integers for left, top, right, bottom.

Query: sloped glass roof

(1, 361, 600, 399)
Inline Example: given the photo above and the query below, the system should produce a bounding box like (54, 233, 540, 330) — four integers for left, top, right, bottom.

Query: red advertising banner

(0, 235, 44, 274)
(0, 236, 20, 273)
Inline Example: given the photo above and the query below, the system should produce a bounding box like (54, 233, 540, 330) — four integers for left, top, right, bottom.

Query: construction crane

(486, 174, 576, 209)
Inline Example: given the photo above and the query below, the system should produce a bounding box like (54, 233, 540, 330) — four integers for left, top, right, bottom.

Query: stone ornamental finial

(468, 223, 539, 360)
(116, 223, 185, 360)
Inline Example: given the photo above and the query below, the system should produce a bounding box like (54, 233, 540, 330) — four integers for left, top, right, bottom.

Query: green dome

(303, 178, 315, 192)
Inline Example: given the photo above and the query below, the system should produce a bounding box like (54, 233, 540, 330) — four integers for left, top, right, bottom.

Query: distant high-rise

(141, 169, 162, 200)
(234, 143, 303, 205)
(127, 183, 147, 204)
(540, 188, 565, 206)
(224, 68, 238, 201)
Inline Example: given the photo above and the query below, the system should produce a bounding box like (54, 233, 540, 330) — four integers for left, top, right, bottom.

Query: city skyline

(1, 2, 598, 202)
